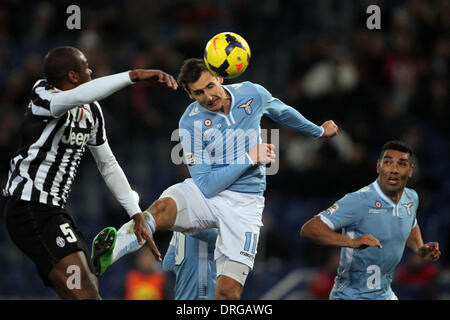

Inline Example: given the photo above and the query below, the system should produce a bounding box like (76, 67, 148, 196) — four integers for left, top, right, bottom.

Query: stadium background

(0, 0, 448, 299)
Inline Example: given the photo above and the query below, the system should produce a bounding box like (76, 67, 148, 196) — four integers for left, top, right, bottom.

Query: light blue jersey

(319, 180, 418, 300)
(179, 81, 323, 198)
(162, 229, 218, 300)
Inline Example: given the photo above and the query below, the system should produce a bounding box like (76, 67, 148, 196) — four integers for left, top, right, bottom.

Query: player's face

(376, 149, 414, 198)
(187, 71, 227, 112)
(75, 52, 93, 84)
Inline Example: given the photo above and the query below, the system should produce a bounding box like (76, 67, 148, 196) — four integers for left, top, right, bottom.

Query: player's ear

(184, 88, 194, 100)
(376, 159, 381, 174)
(67, 70, 79, 85)
(408, 164, 414, 178)
(218, 77, 223, 84)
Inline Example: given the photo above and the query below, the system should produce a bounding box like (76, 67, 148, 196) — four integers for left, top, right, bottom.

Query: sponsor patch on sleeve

(185, 152, 196, 166)
(326, 203, 339, 215)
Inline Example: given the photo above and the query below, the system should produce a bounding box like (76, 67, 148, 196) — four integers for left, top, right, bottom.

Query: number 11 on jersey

(243, 232, 258, 254)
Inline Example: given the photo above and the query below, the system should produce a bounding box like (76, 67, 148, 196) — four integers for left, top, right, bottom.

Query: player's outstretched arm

(129, 69, 178, 90)
(301, 216, 382, 249)
(49, 69, 177, 117)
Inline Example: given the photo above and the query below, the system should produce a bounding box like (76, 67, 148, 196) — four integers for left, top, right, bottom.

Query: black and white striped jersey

(3, 79, 107, 208)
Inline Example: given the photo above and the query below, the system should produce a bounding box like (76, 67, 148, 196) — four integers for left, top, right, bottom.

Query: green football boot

(91, 227, 117, 277)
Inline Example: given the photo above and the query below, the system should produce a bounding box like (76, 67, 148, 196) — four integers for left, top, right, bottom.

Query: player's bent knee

(216, 276, 242, 300)
(149, 198, 178, 229)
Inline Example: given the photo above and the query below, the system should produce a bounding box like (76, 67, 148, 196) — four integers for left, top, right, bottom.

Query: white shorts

(216, 255, 250, 286)
(390, 292, 398, 300)
(159, 178, 265, 270)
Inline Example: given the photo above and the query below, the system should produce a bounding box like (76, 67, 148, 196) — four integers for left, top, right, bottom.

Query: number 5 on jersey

(59, 223, 77, 243)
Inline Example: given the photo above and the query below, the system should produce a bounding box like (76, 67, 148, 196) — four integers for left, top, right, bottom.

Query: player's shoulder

(345, 183, 374, 200)
(224, 81, 258, 96)
(403, 187, 419, 202)
(32, 79, 50, 89)
(334, 184, 376, 210)
(32, 79, 56, 93)
(225, 81, 261, 94)
(90, 100, 102, 111)
(179, 101, 207, 129)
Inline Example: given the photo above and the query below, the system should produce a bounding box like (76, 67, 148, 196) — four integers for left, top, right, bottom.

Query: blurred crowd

(0, 0, 449, 299)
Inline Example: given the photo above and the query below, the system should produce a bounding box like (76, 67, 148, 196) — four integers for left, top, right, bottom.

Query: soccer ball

(203, 32, 251, 79)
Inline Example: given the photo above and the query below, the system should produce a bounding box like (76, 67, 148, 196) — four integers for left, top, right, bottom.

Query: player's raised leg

(91, 197, 178, 276)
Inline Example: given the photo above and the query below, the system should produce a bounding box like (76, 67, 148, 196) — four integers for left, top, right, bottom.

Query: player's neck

(58, 82, 77, 91)
(388, 192, 402, 204)
(221, 100, 231, 114)
(378, 182, 404, 204)
(219, 88, 231, 114)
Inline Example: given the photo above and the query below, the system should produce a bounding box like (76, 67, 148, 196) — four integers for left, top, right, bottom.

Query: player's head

(376, 140, 414, 197)
(44, 46, 92, 89)
(177, 58, 227, 112)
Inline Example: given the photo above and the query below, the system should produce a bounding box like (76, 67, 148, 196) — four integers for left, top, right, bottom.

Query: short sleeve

(318, 192, 367, 231)
(30, 80, 59, 117)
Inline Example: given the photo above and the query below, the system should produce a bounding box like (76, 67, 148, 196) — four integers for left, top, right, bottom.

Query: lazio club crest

(238, 98, 253, 115)
(402, 202, 413, 216)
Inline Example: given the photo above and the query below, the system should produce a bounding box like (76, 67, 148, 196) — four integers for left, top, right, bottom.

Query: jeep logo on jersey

(61, 126, 90, 148)
(238, 98, 253, 115)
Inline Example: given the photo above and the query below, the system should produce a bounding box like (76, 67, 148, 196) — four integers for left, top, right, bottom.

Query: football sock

(111, 213, 156, 264)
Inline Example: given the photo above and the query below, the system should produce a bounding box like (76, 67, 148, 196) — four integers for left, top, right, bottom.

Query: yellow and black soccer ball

(203, 32, 251, 79)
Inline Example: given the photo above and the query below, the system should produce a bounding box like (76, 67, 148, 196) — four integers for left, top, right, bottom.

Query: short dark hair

(380, 140, 414, 163)
(177, 58, 210, 92)
(44, 46, 83, 87)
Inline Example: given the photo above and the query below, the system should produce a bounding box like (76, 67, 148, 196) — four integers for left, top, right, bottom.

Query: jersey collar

(372, 179, 396, 207)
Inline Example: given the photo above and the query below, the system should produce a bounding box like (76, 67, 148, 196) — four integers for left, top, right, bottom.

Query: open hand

(132, 212, 162, 262)
(352, 233, 382, 250)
